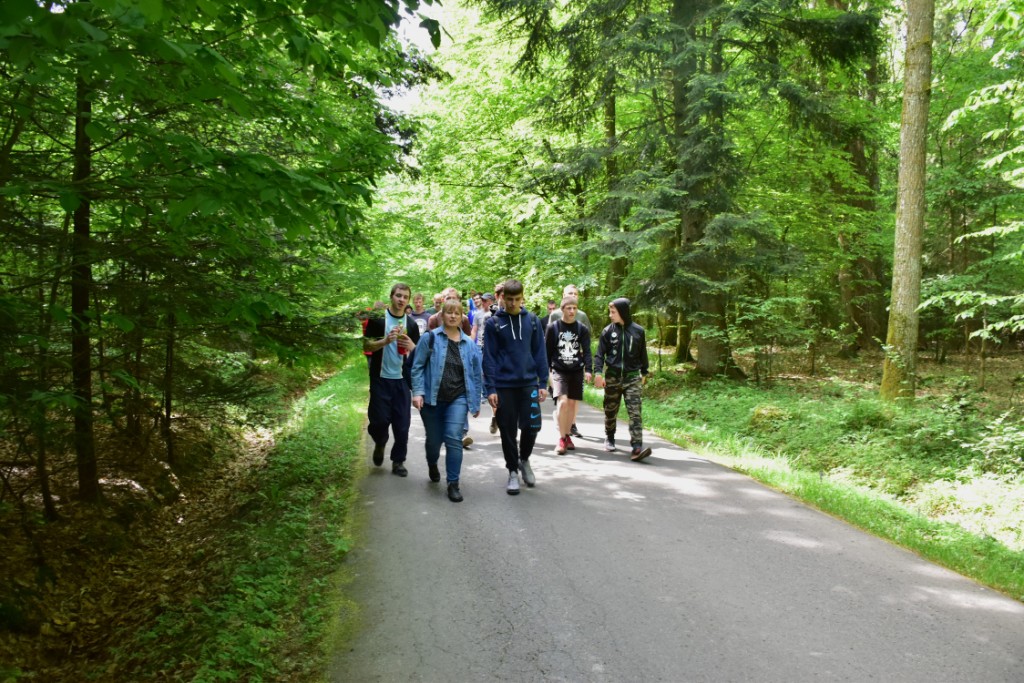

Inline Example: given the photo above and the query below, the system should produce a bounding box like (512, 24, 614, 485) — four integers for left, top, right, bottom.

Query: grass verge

(108, 363, 368, 681)
(585, 373, 1024, 602)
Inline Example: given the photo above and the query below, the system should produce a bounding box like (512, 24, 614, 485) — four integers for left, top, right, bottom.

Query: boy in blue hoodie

(593, 298, 652, 462)
(483, 279, 549, 494)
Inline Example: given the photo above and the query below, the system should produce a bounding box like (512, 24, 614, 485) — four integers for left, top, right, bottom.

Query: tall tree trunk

(673, 311, 694, 363)
(881, 0, 935, 400)
(34, 217, 68, 521)
(604, 88, 627, 293)
(71, 74, 100, 502)
(832, 0, 887, 357)
(683, 16, 742, 378)
(163, 311, 176, 465)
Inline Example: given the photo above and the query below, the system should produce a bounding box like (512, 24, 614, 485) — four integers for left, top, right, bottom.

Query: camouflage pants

(603, 373, 643, 446)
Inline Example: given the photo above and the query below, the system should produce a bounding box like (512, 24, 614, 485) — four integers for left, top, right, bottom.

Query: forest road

(328, 399, 1024, 682)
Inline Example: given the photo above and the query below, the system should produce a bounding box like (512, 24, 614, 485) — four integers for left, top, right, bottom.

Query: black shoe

(372, 443, 385, 466)
(428, 463, 440, 483)
(570, 423, 582, 438)
(447, 482, 463, 502)
(392, 462, 408, 477)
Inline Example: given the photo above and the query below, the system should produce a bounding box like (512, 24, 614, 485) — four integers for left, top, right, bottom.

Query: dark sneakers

(372, 443, 385, 466)
(447, 482, 463, 502)
(392, 462, 408, 477)
(570, 423, 582, 438)
(428, 463, 440, 483)
(630, 446, 652, 462)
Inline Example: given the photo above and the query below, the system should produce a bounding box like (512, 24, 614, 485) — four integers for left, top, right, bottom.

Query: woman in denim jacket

(411, 298, 483, 502)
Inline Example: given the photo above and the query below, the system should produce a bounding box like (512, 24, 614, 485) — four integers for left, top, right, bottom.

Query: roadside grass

(585, 369, 1024, 602)
(109, 364, 368, 681)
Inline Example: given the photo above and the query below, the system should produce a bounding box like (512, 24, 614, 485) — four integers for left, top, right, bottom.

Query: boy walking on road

(363, 283, 421, 475)
(483, 279, 549, 494)
(593, 298, 651, 462)
(546, 296, 592, 454)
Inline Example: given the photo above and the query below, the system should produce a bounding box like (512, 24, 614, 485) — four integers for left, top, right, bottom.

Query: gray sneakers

(519, 459, 535, 487)
(506, 470, 520, 495)
(605, 436, 617, 452)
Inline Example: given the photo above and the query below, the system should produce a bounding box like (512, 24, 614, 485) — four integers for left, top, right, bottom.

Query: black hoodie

(594, 298, 649, 377)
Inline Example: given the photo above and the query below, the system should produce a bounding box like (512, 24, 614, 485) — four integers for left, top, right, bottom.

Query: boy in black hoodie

(593, 298, 651, 461)
(483, 279, 549, 494)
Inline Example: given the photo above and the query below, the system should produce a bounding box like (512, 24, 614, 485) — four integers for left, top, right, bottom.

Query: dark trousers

(367, 376, 411, 463)
(495, 386, 541, 471)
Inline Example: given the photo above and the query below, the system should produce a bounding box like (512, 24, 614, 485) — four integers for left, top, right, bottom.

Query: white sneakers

(506, 470, 520, 495)
(519, 459, 535, 487)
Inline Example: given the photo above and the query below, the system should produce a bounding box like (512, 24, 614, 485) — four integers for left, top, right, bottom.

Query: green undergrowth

(587, 371, 1024, 601)
(112, 363, 368, 682)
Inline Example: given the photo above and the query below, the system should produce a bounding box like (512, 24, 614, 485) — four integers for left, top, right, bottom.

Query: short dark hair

(390, 282, 411, 297)
(502, 279, 523, 297)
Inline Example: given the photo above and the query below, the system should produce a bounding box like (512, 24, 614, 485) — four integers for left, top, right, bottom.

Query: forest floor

(2, 349, 1022, 680)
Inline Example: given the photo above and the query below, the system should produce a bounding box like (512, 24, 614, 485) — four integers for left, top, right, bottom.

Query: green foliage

(108, 364, 367, 681)
(841, 400, 893, 430)
(0, 0, 440, 508)
(642, 371, 985, 496)
(964, 411, 1024, 474)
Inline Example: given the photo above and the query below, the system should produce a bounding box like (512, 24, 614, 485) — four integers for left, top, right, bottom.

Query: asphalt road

(329, 399, 1024, 682)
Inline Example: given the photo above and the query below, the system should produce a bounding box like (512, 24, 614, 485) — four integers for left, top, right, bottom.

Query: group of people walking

(362, 280, 652, 503)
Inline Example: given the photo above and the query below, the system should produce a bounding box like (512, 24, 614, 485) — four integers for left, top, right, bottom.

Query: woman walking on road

(411, 299, 484, 502)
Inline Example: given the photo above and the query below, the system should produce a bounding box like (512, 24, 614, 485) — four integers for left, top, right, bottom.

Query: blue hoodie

(482, 308, 549, 394)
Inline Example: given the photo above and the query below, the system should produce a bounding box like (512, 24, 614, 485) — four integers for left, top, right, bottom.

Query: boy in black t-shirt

(545, 296, 592, 454)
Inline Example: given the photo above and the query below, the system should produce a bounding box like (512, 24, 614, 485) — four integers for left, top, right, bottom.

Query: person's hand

(584, 372, 592, 384)
(398, 334, 414, 352)
(641, 374, 648, 386)
(412, 396, 423, 410)
(594, 374, 605, 389)
(538, 388, 547, 402)
(488, 393, 499, 410)
(471, 411, 480, 418)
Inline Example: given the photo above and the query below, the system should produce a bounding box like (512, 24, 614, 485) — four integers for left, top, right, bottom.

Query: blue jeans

(420, 394, 468, 483)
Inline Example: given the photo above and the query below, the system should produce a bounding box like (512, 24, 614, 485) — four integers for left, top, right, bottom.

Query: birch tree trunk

(880, 0, 935, 400)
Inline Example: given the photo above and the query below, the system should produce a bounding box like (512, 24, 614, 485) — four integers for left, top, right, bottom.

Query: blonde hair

(441, 298, 464, 316)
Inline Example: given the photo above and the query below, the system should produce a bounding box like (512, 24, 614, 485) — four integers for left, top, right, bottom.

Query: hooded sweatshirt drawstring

(507, 313, 524, 341)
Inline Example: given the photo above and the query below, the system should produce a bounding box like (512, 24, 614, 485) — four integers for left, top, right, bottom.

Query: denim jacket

(411, 327, 483, 413)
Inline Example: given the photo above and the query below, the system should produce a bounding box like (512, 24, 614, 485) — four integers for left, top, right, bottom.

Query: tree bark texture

(604, 89, 627, 293)
(881, 0, 934, 400)
(72, 74, 100, 501)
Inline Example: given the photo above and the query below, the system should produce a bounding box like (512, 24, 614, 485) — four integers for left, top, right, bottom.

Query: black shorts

(550, 368, 584, 401)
